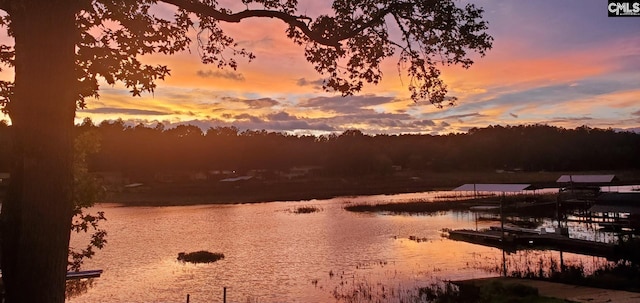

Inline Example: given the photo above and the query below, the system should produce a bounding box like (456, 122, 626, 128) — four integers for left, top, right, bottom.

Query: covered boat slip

(452, 176, 640, 229)
(556, 176, 640, 231)
(556, 174, 618, 184)
(453, 183, 558, 217)
(452, 183, 534, 193)
(452, 183, 554, 211)
(578, 192, 640, 231)
(448, 179, 640, 261)
(557, 174, 619, 205)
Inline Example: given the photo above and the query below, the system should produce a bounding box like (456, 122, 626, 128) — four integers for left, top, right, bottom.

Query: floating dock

(448, 228, 618, 260)
(66, 269, 103, 280)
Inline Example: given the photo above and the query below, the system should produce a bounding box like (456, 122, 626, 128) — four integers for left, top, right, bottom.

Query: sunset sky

(3, 0, 640, 135)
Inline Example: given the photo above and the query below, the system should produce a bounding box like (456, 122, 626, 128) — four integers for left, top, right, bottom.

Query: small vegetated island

(177, 251, 225, 264)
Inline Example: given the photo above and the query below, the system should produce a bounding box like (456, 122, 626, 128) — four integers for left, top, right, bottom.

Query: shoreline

(102, 178, 440, 206)
(99, 170, 640, 207)
(455, 277, 640, 302)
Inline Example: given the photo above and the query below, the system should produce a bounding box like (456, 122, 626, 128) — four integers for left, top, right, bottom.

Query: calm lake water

(67, 190, 619, 303)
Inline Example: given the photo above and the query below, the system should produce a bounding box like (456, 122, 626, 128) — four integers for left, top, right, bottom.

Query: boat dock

(448, 228, 618, 259)
(448, 229, 518, 252)
(66, 269, 103, 280)
(449, 179, 638, 261)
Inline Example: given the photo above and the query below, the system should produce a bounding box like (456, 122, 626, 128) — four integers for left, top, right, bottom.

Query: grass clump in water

(292, 205, 321, 214)
(344, 201, 472, 214)
(177, 250, 224, 264)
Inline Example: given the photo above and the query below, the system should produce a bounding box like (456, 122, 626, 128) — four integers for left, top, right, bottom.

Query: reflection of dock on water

(571, 192, 640, 232)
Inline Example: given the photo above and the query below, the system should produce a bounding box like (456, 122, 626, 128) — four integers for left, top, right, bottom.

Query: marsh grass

(292, 205, 322, 214)
(587, 261, 640, 292)
(477, 251, 640, 293)
(432, 192, 495, 201)
(330, 278, 430, 303)
(177, 250, 225, 264)
(344, 192, 559, 216)
(408, 235, 429, 243)
(330, 278, 567, 303)
(344, 200, 473, 214)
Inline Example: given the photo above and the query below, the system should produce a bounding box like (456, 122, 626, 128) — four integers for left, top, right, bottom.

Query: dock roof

(556, 174, 617, 183)
(453, 183, 533, 192)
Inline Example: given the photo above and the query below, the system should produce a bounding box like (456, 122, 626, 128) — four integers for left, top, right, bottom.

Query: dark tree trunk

(1, 1, 77, 302)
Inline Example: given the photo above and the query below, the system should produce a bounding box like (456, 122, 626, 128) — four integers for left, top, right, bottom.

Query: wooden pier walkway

(448, 228, 618, 259)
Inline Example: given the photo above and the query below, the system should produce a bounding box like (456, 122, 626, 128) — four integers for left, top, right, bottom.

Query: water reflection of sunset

(69, 189, 623, 303)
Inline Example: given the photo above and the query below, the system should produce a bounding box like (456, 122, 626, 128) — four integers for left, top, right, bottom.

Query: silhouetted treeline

(0, 120, 639, 180)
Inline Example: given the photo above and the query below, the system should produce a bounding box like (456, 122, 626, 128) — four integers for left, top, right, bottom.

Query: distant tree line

(0, 119, 638, 180)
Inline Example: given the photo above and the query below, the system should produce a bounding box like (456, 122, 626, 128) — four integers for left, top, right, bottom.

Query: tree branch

(161, 0, 342, 47)
(337, 2, 411, 42)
